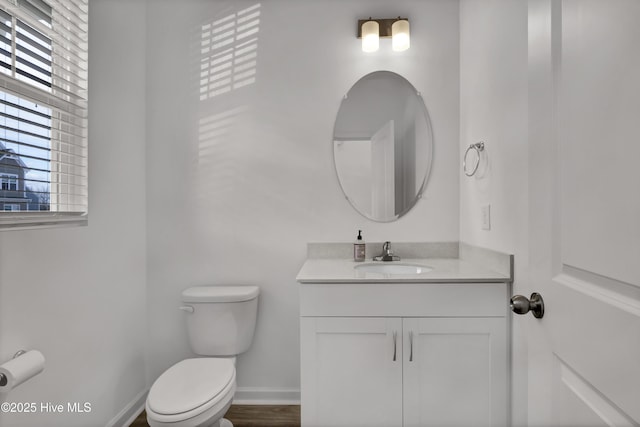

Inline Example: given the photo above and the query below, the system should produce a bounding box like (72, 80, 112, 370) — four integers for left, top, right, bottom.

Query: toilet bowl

(146, 286, 259, 427)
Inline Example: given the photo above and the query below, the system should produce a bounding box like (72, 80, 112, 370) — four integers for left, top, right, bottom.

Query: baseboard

(233, 387, 300, 405)
(106, 388, 148, 427)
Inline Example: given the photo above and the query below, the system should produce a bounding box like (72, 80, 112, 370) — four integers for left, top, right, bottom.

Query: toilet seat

(146, 358, 236, 425)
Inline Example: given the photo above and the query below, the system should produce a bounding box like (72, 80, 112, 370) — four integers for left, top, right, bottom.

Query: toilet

(146, 285, 260, 427)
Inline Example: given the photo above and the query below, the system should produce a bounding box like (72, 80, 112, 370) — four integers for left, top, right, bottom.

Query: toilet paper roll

(0, 350, 45, 392)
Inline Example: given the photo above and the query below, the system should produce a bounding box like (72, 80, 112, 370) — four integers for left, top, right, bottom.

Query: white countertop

(296, 257, 511, 283)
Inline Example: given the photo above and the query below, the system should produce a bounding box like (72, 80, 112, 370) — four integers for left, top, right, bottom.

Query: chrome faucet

(373, 241, 401, 262)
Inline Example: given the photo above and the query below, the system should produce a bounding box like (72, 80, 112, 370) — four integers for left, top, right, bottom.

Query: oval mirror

(333, 71, 433, 222)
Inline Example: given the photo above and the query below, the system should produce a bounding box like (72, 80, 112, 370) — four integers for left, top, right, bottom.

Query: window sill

(0, 212, 88, 231)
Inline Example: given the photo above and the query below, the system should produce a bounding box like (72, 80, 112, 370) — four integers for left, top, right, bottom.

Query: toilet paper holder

(0, 350, 27, 386)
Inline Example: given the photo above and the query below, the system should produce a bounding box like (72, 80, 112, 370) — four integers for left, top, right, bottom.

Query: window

(4, 203, 19, 210)
(1, 173, 18, 190)
(0, 0, 87, 230)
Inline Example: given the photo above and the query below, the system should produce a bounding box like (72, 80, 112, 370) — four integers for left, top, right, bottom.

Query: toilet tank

(181, 286, 259, 356)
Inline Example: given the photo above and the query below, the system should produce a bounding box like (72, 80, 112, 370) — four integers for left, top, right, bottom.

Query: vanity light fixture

(358, 17, 410, 52)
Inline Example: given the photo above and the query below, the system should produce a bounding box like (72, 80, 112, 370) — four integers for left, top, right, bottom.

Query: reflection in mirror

(333, 71, 433, 222)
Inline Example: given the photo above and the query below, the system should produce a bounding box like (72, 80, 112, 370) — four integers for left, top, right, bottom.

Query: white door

(299, 317, 403, 427)
(403, 317, 507, 427)
(526, 1, 640, 426)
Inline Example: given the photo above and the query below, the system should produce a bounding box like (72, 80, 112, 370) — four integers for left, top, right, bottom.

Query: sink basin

(354, 263, 433, 275)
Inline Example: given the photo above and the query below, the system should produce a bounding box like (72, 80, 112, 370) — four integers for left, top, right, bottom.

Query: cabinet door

(403, 317, 507, 427)
(300, 317, 403, 427)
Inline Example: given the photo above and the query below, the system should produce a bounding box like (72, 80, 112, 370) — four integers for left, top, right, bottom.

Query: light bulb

(361, 20, 379, 52)
(392, 19, 410, 51)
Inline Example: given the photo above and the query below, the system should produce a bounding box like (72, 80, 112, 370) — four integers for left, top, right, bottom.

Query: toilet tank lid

(182, 285, 259, 303)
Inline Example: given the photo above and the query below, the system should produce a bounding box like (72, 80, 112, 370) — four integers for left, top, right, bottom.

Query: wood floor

(130, 405, 301, 427)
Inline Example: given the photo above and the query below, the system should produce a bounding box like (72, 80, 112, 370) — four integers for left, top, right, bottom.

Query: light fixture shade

(361, 20, 379, 52)
(392, 19, 410, 51)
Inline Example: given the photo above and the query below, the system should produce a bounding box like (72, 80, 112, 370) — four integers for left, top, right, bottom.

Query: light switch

(481, 204, 491, 230)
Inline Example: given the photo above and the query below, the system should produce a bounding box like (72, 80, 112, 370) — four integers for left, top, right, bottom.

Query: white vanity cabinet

(299, 282, 509, 427)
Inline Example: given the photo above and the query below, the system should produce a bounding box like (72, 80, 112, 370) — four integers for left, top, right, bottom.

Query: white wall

(459, 1, 528, 425)
(0, 1, 148, 426)
(145, 0, 460, 399)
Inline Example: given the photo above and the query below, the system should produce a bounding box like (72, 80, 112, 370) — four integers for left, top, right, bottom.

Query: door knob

(510, 293, 544, 318)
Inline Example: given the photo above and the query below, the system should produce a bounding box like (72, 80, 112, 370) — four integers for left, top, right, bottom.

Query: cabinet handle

(392, 331, 397, 362)
(409, 331, 414, 362)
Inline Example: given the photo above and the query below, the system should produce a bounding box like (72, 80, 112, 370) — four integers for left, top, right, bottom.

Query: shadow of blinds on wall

(199, 3, 260, 100)
(0, 0, 88, 229)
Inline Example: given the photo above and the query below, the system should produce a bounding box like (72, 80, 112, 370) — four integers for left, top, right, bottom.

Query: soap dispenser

(354, 230, 365, 262)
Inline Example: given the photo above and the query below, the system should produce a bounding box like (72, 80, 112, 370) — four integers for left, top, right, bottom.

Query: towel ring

(463, 142, 485, 176)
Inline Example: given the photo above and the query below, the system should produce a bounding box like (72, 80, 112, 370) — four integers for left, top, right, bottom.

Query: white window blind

(0, 0, 87, 229)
